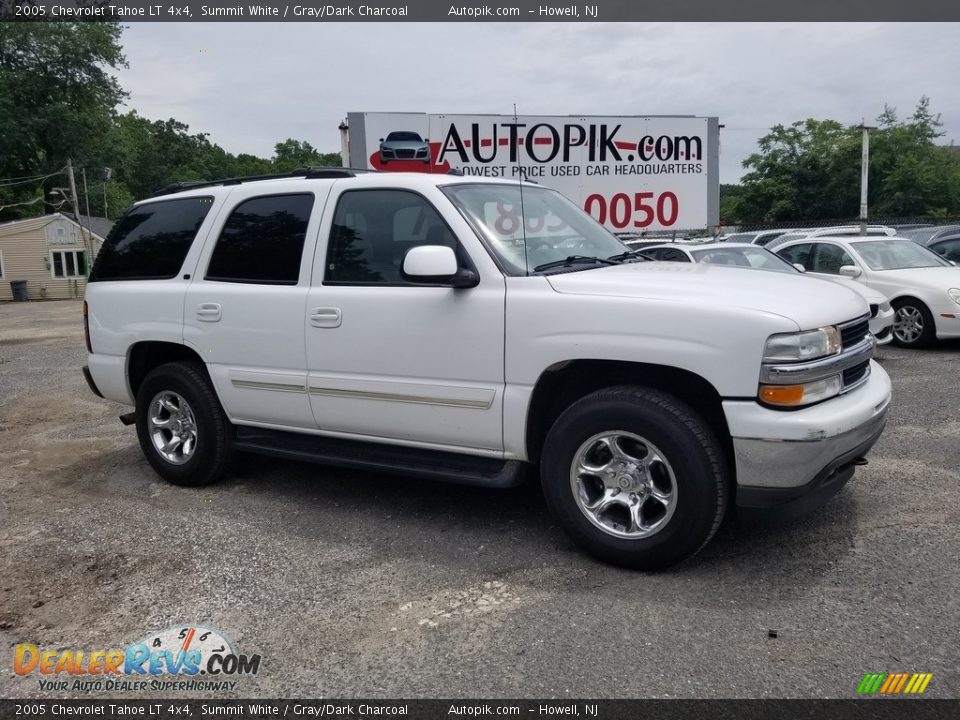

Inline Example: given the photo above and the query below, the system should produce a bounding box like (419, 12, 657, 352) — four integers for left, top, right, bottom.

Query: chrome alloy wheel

(148, 391, 198, 465)
(569, 431, 678, 539)
(893, 305, 924, 344)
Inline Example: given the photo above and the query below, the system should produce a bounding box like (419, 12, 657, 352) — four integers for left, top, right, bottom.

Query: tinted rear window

(89, 197, 214, 281)
(205, 193, 314, 285)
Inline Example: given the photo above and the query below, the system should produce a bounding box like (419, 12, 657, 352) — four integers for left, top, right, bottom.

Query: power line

(0, 168, 66, 188)
(0, 196, 45, 212)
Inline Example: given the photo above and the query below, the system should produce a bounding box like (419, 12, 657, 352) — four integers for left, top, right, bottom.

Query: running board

(233, 427, 524, 488)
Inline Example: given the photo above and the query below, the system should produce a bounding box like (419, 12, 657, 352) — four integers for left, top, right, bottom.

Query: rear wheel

(135, 361, 234, 487)
(892, 298, 935, 348)
(540, 386, 728, 570)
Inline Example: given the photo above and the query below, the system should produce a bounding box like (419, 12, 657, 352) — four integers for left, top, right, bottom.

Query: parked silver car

(379, 131, 430, 164)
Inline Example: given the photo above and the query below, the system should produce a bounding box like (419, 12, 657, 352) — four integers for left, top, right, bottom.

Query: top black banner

(1, 0, 958, 21)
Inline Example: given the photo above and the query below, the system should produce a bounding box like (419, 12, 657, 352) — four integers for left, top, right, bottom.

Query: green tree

(728, 120, 860, 223)
(728, 98, 960, 224)
(0, 22, 127, 219)
(271, 139, 340, 172)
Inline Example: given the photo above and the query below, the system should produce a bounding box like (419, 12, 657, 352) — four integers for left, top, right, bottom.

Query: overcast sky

(115, 22, 959, 183)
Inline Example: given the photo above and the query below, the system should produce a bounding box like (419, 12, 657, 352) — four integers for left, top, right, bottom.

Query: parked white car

(718, 229, 787, 246)
(640, 243, 894, 344)
(764, 225, 897, 250)
(774, 237, 960, 348)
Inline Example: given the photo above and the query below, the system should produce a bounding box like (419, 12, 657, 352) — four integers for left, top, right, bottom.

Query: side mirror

(839, 265, 862, 278)
(792, 263, 806, 273)
(402, 246, 478, 288)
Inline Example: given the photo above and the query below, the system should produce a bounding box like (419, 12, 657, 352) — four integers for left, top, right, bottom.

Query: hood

(870, 265, 960, 290)
(546, 262, 869, 329)
(827, 277, 887, 304)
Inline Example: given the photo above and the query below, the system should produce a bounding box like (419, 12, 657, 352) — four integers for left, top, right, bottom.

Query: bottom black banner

(1, 699, 957, 720)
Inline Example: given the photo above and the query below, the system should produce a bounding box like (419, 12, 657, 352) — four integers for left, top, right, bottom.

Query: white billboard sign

(346, 112, 719, 232)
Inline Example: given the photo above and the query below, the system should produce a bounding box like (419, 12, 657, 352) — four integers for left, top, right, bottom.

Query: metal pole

(102, 167, 112, 219)
(66, 158, 81, 223)
(338, 121, 350, 167)
(857, 124, 875, 236)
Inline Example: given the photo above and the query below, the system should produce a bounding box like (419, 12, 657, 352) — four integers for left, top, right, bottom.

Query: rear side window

(932, 238, 960, 262)
(206, 194, 314, 285)
(89, 197, 214, 281)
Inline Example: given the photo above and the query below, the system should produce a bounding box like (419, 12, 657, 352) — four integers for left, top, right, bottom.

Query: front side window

(89, 196, 213, 281)
(851, 240, 951, 271)
(810, 243, 854, 274)
(776, 243, 813, 269)
(442, 183, 628, 275)
(325, 189, 463, 285)
(206, 193, 314, 285)
(51, 250, 88, 278)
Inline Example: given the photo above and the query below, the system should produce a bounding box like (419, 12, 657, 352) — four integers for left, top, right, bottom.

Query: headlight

(948, 288, 960, 306)
(763, 326, 842, 363)
(759, 375, 843, 407)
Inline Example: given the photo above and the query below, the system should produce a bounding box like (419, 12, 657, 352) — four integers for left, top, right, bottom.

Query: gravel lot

(1, 300, 958, 699)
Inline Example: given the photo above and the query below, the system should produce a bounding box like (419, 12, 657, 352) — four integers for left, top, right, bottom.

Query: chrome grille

(839, 315, 870, 349)
(843, 360, 871, 389)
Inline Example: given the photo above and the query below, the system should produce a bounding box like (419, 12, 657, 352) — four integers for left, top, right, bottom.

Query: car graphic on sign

(379, 131, 430, 164)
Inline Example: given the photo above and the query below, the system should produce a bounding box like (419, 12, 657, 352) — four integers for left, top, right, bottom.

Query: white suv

(83, 169, 892, 569)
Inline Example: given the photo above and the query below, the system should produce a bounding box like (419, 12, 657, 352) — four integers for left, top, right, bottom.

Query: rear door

(183, 185, 331, 429)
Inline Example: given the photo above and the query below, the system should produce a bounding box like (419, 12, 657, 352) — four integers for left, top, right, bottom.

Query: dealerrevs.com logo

(14, 625, 261, 693)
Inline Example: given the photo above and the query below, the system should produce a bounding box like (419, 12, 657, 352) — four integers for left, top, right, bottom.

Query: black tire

(892, 298, 936, 348)
(135, 361, 234, 487)
(540, 386, 728, 570)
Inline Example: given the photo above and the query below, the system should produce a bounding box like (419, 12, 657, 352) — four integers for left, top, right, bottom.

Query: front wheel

(892, 298, 935, 348)
(135, 361, 234, 487)
(540, 386, 728, 570)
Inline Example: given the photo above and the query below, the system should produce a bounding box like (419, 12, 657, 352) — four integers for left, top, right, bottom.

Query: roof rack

(148, 166, 377, 198)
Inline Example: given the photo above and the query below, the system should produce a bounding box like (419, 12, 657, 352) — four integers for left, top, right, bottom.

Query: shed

(0, 213, 110, 301)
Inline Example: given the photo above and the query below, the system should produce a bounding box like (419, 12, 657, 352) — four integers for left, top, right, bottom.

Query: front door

(304, 187, 506, 453)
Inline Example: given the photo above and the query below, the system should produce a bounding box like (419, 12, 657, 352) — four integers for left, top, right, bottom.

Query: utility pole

(857, 123, 876, 236)
(102, 167, 112, 219)
(66, 158, 81, 223)
(80, 168, 95, 265)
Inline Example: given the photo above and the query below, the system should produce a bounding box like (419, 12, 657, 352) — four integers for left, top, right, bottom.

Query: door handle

(196, 303, 222, 322)
(310, 307, 342, 328)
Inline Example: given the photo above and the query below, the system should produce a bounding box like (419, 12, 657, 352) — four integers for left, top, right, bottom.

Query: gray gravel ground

(1, 300, 958, 699)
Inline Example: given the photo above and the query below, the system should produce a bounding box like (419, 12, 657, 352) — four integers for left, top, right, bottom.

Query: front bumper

(870, 306, 894, 345)
(724, 360, 891, 508)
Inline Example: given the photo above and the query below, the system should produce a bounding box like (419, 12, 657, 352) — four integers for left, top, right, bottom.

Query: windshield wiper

(533, 255, 621, 273)
(606, 249, 652, 262)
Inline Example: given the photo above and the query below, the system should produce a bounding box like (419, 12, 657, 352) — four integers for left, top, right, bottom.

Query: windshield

(851, 239, 951, 270)
(442, 183, 630, 274)
(385, 132, 422, 142)
(691, 246, 798, 273)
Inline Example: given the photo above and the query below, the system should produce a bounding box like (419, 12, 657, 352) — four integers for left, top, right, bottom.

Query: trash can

(10, 280, 28, 302)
